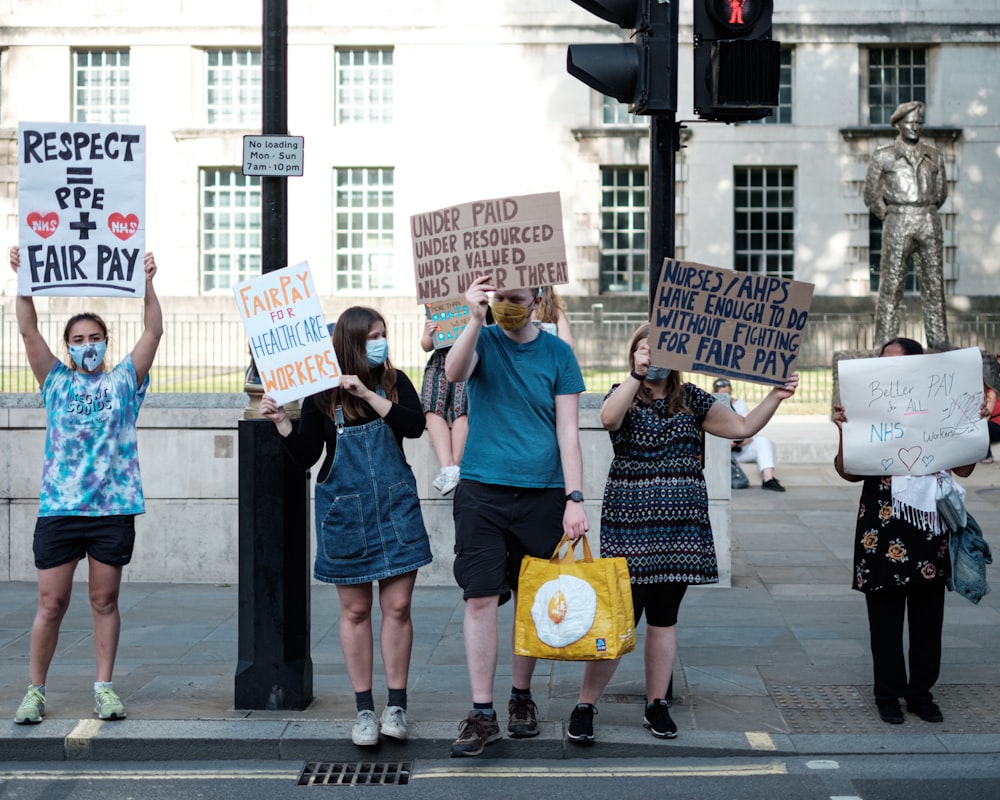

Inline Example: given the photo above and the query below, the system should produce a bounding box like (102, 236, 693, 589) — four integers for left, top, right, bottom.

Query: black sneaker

(877, 701, 904, 724)
(450, 711, 502, 757)
(762, 478, 786, 492)
(906, 701, 943, 723)
(567, 703, 596, 743)
(507, 696, 540, 738)
(643, 699, 677, 739)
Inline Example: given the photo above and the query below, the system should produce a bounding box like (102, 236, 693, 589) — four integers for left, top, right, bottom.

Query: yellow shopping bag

(514, 534, 635, 661)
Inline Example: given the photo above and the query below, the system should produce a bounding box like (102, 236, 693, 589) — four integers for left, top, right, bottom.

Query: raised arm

(444, 276, 490, 383)
(701, 373, 799, 439)
(130, 252, 164, 386)
(10, 246, 57, 386)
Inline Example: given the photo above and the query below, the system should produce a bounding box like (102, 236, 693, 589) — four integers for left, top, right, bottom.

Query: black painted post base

(234, 418, 313, 710)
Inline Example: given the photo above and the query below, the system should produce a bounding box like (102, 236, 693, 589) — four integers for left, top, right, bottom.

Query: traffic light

(693, 0, 781, 122)
(567, 0, 678, 115)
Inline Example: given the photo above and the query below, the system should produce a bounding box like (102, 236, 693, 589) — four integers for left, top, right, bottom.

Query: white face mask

(68, 340, 107, 371)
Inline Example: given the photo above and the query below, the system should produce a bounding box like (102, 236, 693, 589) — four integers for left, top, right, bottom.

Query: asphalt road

(2, 754, 998, 800)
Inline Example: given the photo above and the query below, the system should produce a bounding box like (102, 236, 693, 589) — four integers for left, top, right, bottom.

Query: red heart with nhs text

(108, 212, 140, 241)
(27, 211, 59, 238)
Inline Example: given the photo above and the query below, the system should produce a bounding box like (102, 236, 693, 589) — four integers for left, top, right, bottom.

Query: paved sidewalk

(2, 441, 999, 762)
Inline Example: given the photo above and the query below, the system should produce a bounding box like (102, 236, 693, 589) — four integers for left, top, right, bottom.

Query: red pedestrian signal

(694, 0, 780, 122)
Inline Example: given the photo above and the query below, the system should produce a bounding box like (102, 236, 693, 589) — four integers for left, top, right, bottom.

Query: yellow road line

(413, 761, 788, 780)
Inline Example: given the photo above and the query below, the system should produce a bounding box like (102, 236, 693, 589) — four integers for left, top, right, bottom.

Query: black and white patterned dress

(599, 383, 719, 586)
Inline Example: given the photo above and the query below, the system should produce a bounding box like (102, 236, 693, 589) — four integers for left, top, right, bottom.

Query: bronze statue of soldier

(864, 100, 950, 350)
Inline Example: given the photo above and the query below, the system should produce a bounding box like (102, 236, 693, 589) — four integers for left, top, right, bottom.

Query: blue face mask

(68, 340, 107, 372)
(645, 366, 672, 382)
(366, 338, 388, 367)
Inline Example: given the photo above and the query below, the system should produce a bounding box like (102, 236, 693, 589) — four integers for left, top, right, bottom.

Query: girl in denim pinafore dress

(260, 307, 431, 748)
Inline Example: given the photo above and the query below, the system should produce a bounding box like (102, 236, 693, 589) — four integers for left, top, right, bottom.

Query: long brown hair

(627, 323, 689, 416)
(315, 306, 398, 421)
(536, 285, 565, 325)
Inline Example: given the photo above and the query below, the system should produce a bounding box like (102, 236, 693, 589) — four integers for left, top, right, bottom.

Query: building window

(750, 47, 793, 125)
(599, 167, 647, 294)
(336, 49, 393, 125)
(866, 46, 927, 126)
(333, 167, 395, 291)
(733, 167, 795, 279)
(206, 49, 261, 126)
(200, 168, 261, 293)
(73, 50, 130, 123)
(602, 96, 647, 126)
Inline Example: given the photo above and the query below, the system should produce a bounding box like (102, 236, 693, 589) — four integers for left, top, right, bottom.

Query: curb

(4, 720, 1000, 762)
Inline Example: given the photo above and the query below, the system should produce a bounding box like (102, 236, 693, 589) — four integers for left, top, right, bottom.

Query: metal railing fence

(3, 306, 999, 412)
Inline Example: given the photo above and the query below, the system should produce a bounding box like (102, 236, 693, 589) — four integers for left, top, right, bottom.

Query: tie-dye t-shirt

(38, 355, 149, 517)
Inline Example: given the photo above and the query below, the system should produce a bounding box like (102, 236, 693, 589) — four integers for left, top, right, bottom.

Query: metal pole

(235, 0, 313, 711)
(647, 113, 679, 314)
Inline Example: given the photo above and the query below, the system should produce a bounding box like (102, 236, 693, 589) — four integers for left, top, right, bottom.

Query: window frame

(733, 166, 796, 280)
(598, 166, 648, 295)
(332, 166, 395, 292)
(205, 48, 262, 127)
(72, 48, 131, 124)
(199, 167, 262, 294)
(335, 47, 394, 126)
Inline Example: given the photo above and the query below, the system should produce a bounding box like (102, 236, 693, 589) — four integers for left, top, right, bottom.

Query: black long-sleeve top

(280, 372, 424, 482)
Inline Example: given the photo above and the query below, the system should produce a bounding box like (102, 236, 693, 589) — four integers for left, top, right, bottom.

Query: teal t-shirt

(461, 325, 585, 488)
(39, 355, 149, 516)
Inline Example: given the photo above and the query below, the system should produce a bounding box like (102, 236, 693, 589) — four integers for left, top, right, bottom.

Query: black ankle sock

(387, 688, 407, 710)
(355, 690, 375, 713)
(510, 686, 531, 700)
(472, 701, 495, 718)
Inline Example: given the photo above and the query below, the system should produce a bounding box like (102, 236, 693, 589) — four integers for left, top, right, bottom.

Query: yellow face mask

(491, 300, 532, 331)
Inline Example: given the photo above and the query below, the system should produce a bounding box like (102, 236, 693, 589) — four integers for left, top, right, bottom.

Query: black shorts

(452, 481, 565, 605)
(630, 582, 688, 627)
(33, 515, 136, 570)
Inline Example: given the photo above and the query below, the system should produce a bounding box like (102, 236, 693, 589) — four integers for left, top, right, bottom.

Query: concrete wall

(0, 393, 733, 587)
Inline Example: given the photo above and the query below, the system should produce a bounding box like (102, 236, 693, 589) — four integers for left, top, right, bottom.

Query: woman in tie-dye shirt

(9, 246, 163, 726)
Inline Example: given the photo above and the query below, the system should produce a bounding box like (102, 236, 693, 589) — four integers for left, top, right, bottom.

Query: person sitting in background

(712, 378, 786, 492)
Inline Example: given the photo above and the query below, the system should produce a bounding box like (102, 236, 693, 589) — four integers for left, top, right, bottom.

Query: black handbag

(730, 456, 750, 490)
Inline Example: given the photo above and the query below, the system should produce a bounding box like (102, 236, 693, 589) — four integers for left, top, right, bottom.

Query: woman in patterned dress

(10, 246, 163, 725)
(567, 323, 798, 743)
(833, 337, 980, 726)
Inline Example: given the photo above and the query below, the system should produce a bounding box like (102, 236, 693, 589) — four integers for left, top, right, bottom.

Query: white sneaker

(432, 468, 449, 492)
(351, 709, 380, 746)
(437, 465, 461, 496)
(380, 705, 408, 740)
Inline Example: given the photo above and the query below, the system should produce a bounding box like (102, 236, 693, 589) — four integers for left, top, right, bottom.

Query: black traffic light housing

(694, 0, 781, 122)
(567, 0, 678, 115)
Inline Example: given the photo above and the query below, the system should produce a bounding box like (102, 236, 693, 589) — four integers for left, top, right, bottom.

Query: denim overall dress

(313, 395, 432, 585)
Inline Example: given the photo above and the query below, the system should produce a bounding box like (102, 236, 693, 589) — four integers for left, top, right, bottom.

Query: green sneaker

(15, 685, 45, 724)
(94, 685, 126, 720)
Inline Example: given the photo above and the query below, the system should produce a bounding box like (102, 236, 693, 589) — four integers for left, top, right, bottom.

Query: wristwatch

(565, 490, 584, 503)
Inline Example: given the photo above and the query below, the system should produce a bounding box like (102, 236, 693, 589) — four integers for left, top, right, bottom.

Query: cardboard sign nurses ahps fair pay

(650, 259, 815, 386)
(18, 121, 146, 297)
(233, 262, 341, 406)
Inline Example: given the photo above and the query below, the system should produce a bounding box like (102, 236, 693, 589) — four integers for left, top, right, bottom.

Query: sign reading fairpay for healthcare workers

(411, 191, 568, 304)
(650, 259, 815, 387)
(233, 262, 341, 406)
(17, 121, 146, 297)
(838, 347, 988, 476)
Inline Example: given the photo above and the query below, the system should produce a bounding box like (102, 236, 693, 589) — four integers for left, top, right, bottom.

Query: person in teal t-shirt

(443, 275, 589, 757)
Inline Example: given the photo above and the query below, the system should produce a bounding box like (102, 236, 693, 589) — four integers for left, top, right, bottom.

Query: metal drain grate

(297, 761, 411, 786)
